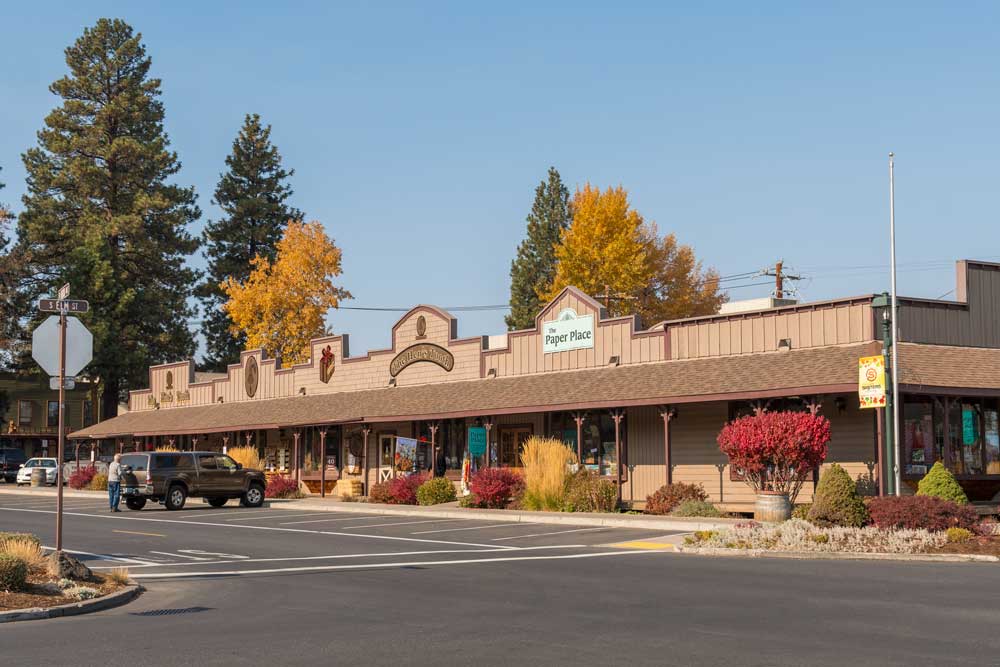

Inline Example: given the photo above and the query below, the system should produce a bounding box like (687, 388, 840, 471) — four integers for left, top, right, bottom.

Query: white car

(16, 458, 59, 486)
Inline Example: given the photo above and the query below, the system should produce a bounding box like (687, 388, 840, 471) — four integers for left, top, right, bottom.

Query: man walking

(108, 453, 122, 512)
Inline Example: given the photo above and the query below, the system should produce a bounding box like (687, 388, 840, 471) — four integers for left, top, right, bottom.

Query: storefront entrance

(498, 426, 532, 467)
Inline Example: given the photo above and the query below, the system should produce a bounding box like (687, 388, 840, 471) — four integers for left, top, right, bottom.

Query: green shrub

(562, 469, 617, 513)
(791, 504, 812, 520)
(917, 462, 968, 504)
(645, 482, 708, 515)
(416, 477, 457, 506)
(0, 532, 41, 548)
(807, 464, 868, 527)
(946, 527, 973, 543)
(89, 472, 108, 491)
(0, 554, 28, 591)
(670, 499, 722, 518)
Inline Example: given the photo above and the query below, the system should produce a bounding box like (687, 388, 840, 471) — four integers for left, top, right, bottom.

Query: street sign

(49, 377, 75, 391)
(39, 298, 89, 314)
(57, 283, 70, 300)
(32, 316, 93, 377)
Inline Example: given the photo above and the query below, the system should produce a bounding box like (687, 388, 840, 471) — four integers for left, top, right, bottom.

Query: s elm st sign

(543, 308, 595, 354)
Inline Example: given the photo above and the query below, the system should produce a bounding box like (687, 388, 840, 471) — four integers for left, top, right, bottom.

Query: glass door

(498, 427, 532, 468)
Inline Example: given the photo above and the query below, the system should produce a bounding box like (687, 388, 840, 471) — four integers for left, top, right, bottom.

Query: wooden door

(378, 434, 395, 482)
(498, 426, 532, 468)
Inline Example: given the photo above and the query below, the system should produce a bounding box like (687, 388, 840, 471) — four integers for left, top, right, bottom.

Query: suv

(0, 448, 27, 483)
(119, 451, 266, 511)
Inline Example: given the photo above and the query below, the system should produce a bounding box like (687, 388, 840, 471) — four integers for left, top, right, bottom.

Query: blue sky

(3, 2, 998, 357)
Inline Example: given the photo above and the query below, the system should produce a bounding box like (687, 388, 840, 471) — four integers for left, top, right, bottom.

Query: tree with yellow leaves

(222, 220, 351, 365)
(541, 184, 724, 324)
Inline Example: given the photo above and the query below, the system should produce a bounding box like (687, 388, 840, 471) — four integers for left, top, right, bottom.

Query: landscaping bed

(930, 536, 1000, 557)
(1, 573, 126, 612)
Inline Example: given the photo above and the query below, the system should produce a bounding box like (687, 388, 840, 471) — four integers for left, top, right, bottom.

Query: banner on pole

(858, 355, 887, 409)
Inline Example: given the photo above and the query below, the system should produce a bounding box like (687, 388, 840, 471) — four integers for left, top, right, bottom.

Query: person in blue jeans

(107, 453, 122, 512)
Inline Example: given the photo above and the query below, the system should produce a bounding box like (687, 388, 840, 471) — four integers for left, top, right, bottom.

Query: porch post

(222, 435, 230, 455)
(484, 418, 493, 468)
(362, 426, 371, 495)
(659, 406, 675, 486)
(192, 436, 199, 452)
(611, 409, 624, 506)
(293, 430, 301, 484)
(573, 412, 585, 465)
(74, 441, 80, 472)
(319, 429, 328, 498)
(133, 439, 140, 453)
(428, 423, 439, 478)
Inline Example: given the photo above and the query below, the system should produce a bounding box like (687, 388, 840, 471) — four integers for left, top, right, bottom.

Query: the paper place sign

(543, 308, 595, 354)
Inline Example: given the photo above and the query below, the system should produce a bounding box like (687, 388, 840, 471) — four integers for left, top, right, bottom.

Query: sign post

(32, 286, 92, 554)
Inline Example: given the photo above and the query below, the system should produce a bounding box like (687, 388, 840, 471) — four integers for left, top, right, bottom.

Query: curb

(675, 546, 1000, 563)
(0, 584, 143, 623)
(267, 499, 735, 532)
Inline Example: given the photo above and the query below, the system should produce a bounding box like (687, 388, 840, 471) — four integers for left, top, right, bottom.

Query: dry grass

(520, 436, 576, 511)
(104, 567, 131, 585)
(227, 446, 265, 472)
(0, 537, 47, 573)
(154, 445, 180, 452)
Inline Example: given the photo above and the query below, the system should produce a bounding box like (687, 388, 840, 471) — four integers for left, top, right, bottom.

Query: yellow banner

(858, 355, 886, 409)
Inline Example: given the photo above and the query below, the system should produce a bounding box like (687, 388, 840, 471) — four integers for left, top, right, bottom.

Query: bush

(369, 474, 427, 505)
(265, 475, 301, 499)
(563, 469, 617, 513)
(469, 468, 524, 509)
(65, 586, 100, 601)
(791, 504, 811, 520)
(645, 482, 708, 515)
(807, 464, 868, 527)
(916, 462, 968, 504)
(0, 532, 40, 548)
(946, 527, 973, 543)
(68, 466, 98, 490)
(227, 446, 265, 472)
(0, 536, 46, 573)
(417, 477, 457, 506)
(671, 500, 722, 518)
(0, 554, 28, 592)
(89, 472, 108, 491)
(867, 495, 978, 532)
(520, 436, 575, 511)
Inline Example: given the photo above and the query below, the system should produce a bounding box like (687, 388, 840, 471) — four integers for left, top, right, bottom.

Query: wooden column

(222, 435, 230, 455)
(659, 406, 675, 486)
(611, 410, 624, 506)
(133, 439, 140, 453)
(319, 429, 328, 498)
(74, 441, 81, 472)
(293, 430, 301, 484)
(573, 412, 585, 465)
(362, 426, 371, 495)
(428, 423, 440, 478)
(483, 418, 494, 468)
(192, 436, 199, 452)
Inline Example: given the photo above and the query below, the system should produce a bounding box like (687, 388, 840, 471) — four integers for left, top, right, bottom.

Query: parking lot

(0, 492, 680, 580)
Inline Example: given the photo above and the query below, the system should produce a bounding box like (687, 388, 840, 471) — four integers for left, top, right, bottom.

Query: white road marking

(411, 523, 532, 535)
(130, 549, 660, 579)
(491, 527, 606, 541)
(1, 507, 519, 550)
(278, 516, 403, 526)
(223, 512, 352, 522)
(339, 519, 454, 530)
(179, 549, 249, 559)
(41, 546, 157, 565)
(176, 510, 254, 519)
(149, 550, 212, 561)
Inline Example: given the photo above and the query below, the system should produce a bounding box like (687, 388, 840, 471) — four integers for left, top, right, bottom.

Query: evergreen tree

(505, 167, 570, 330)
(196, 114, 301, 370)
(0, 168, 19, 366)
(17, 19, 200, 418)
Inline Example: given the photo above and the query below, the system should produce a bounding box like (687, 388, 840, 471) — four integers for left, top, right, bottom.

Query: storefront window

(18, 401, 32, 427)
(903, 396, 936, 475)
(580, 414, 620, 477)
(985, 404, 1000, 475)
(82, 400, 94, 427)
(47, 401, 59, 428)
(904, 396, 1000, 477)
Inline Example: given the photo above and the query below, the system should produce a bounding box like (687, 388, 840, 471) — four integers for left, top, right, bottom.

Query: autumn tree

(197, 113, 302, 371)
(506, 167, 570, 330)
(16, 19, 200, 418)
(541, 184, 724, 325)
(222, 220, 350, 365)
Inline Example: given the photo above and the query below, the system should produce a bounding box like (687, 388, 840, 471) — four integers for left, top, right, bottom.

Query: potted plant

(717, 410, 831, 521)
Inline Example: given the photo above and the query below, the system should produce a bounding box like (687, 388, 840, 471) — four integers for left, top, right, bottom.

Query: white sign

(57, 283, 70, 300)
(49, 377, 75, 391)
(542, 308, 595, 354)
(31, 316, 93, 377)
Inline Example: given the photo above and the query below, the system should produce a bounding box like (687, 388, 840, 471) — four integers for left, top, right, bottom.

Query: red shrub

(866, 495, 978, 532)
(369, 474, 427, 505)
(469, 468, 524, 509)
(645, 482, 708, 515)
(265, 475, 301, 498)
(68, 466, 97, 490)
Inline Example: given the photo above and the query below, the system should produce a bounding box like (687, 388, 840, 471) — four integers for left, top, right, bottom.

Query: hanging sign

(467, 426, 487, 457)
(543, 308, 594, 354)
(394, 437, 417, 473)
(962, 408, 977, 445)
(857, 355, 886, 409)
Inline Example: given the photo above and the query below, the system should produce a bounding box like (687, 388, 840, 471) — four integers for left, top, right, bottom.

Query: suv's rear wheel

(207, 497, 227, 508)
(165, 484, 187, 511)
(240, 483, 265, 508)
(125, 497, 147, 511)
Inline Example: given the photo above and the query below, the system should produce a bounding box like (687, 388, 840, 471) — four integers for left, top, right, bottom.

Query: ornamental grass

(0, 536, 47, 573)
(520, 436, 575, 511)
(227, 446, 265, 472)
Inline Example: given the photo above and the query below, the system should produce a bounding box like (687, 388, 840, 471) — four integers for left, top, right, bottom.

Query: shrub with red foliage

(265, 475, 301, 498)
(866, 495, 978, 532)
(717, 410, 830, 502)
(68, 466, 97, 490)
(645, 482, 708, 515)
(369, 473, 428, 505)
(469, 467, 525, 509)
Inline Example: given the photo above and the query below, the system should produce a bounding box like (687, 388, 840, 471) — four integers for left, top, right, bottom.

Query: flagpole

(889, 152, 901, 495)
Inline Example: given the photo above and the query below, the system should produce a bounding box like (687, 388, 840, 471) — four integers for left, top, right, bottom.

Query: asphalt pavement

(2, 491, 1000, 666)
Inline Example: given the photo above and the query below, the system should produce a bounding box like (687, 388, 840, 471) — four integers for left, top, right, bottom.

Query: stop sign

(31, 316, 93, 377)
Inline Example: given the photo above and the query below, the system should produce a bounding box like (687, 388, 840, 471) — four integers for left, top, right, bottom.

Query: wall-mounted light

(487, 368, 497, 378)
(217, 397, 224, 404)
(388, 378, 396, 387)
(299, 387, 307, 395)
(608, 355, 620, 367)
(777, 338, 792, 351)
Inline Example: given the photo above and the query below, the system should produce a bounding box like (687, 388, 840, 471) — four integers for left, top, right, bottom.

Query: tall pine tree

(17, 19, 200, 418)
(196, 114, 301, 370)
(0, 167, 18, 366)
(506, 167, 570, 330)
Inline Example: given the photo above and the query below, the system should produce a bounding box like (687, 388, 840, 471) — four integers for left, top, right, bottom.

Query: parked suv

(0, 448, 27, 483)
(119, 451, 266, 511)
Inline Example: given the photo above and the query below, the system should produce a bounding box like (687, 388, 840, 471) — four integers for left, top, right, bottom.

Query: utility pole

(761, 261, 802, 299)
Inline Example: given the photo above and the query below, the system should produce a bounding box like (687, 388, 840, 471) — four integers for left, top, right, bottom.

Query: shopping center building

(71, 259, 1000, 511)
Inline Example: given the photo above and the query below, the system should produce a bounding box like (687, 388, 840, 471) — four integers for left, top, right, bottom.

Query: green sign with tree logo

(468, 426, 487, 456)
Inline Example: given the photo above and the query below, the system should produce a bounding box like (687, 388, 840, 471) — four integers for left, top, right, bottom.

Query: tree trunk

(101, 376, 120, 420)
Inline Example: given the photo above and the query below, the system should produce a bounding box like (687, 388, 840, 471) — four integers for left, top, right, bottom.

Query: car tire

(207, 497, 227, 508)
(125, 497, 147, 511)
(164, 484, 187, 511)
(240, 483, 265, 508)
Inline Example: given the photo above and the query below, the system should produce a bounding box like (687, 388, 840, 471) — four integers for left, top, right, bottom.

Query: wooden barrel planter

(754, 492, 791, 522)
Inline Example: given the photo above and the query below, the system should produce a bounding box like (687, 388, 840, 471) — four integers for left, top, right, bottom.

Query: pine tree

(0, 167, 19, 366)
(505, 167, 570, 330)
(17, 19, 200, 419)
(196, 114, 302, 370)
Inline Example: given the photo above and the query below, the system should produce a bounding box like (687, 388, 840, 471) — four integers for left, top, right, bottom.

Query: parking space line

(223, 512, 352, 522)
(149, 550, 212, 561)
(491, 527, 606, 541)
(279, 516, 401, 526)
(341, 519, 455, 530)
(176, 510, 257, 519)
(41, 546, 156, 565)
(113, 529, 166, 537)
(412, 523, 532, 535)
